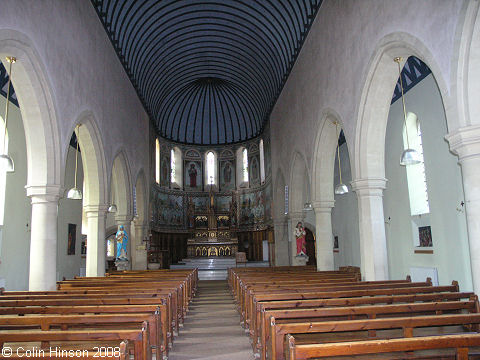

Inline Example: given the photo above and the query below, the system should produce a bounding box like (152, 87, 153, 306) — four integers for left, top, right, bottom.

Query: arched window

(170, 148, 175, 184)
(207, 151, 215, 185)
(242, 148, 248, 182)
(403, 112, 429, 216)
(170, 147, 183, 188)
(155, 138, 160, 184)
(259, 139, 265, 183)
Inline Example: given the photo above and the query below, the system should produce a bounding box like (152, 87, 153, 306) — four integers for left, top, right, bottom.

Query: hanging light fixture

(108, 204, 118, 213)
(0, 56, 16, 172)
(303, 202, 313, 211)
(334, 121, 348, 195)
(67, 125, 82, 199)
(395, 57, 421, 166)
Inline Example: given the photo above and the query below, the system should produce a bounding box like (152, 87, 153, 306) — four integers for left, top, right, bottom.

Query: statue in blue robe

(116, 225, 128, 260)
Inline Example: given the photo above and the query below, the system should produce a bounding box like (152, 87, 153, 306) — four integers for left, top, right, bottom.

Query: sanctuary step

(170, 258, 269, 280)
(170, 257, 236, 280)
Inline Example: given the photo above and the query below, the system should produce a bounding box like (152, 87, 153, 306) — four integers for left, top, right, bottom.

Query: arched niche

(110, 149, 133, 219)
(354, 32, 453, 180)
(71, 111, 107, 277)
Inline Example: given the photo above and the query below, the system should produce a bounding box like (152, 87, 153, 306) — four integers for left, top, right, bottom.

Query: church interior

(1, 0, 480, 359)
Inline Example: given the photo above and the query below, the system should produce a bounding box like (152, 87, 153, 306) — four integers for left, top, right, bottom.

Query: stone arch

(452, 1, 480, 128)
(69, 111, 107, 277)
(69, 111, 107, 207)
(289, 151, 309, 214)
(312, 109, 349, 203)
(354, 32, 453, 180)
(110, 149, 133, 219)
(0, 29, 61, 191)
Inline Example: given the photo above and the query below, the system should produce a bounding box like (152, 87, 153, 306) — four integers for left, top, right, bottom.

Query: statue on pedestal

(294, 222, 307, 256)
(115, 225, 130, 270)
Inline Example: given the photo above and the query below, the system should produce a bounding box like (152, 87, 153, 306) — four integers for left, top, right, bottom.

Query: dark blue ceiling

(91, 0, 322, 145)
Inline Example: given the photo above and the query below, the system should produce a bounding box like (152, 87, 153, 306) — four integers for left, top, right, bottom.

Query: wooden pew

(0, 313, 159, 352)
(256, 293, 476, 359)
(269, 313, 480, 360)
(261, 299, 478, 360)
(247, 283, 459, 336)
(0, 323, 150, 360)
(0, 304, 169, 357)
(0, 340, 128, 360)
(285, 333, 480, 360)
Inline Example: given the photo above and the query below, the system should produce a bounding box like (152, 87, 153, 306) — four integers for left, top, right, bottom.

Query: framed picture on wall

(67, 223, 76, 255)
(418, 226, 433, 247)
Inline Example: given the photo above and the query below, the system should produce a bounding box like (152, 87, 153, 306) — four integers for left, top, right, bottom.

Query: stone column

(288, 212, 305, 266)
(26, 185, 62, 291)
(446, 125, 480, 292)
(312, 201, 335, 271)
(84, 204, 108, 277)
(351, 178, 389, 281)
(273, 217, 288, 265)
(132, 223, 148, 270)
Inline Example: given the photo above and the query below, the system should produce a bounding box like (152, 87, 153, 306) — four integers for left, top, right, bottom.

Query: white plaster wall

(270, 0, 463, 208)
(57, 146, 85, 282)
(0, 100, 30, 290)
(331, 143, 361, 269)
(384, 74, 472, 290)
(0, 0, 149, 200)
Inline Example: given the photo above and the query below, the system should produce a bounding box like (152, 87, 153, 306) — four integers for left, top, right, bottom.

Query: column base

(295, 254, 309, 266)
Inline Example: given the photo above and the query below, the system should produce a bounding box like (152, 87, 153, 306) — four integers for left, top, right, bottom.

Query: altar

(186, 189, 238, 258)
(187, 229, 238, 257)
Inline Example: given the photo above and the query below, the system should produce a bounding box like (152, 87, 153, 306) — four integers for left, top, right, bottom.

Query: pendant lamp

(395, 57, 421, 166)
(67, 125, 82, 199)
(1, 57, 16, 172)
(303, 202, 313, 211)
(334, 121, 348, 195)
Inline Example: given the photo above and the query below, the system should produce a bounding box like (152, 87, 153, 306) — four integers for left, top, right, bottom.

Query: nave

(2, 266, 480, 359)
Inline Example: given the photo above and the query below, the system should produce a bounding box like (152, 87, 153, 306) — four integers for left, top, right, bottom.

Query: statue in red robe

(294, 222, 306, 256)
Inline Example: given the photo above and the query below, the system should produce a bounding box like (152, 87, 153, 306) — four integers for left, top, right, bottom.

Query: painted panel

(239, 190, 265, 225)
(184, 160, 202, 190)
(219, 160, 235, 191)
(249, 154, 260, 186)
(215, 195, 232, 213)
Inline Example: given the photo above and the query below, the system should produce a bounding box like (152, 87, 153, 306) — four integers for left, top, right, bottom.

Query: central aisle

(168, 280, 254, 360)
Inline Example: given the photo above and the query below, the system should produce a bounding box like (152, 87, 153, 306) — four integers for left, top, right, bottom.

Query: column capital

(445, 125, 480, 161)
(312, 200, 335, 211)
(351, 178, 387, 196)
(84, 204, 109, 217)
(287, 212, 304, 222)
(115, 214, 134, 224)
(25, 184, 63, 203)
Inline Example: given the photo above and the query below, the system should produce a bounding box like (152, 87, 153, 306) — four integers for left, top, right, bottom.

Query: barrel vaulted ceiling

(91, 0, 323, 145)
